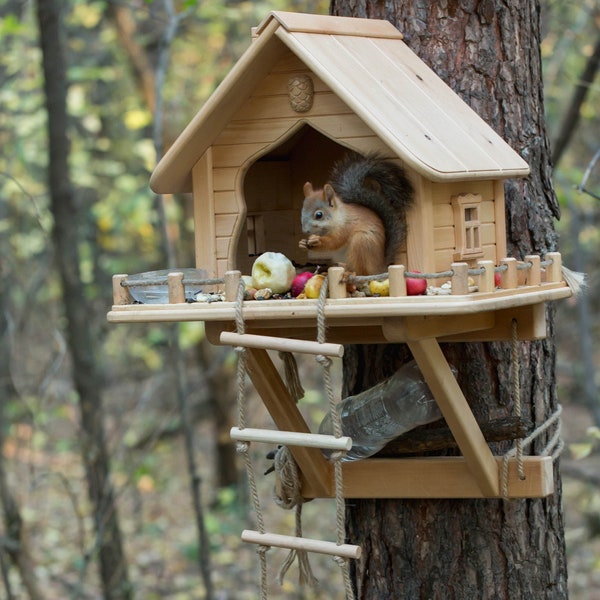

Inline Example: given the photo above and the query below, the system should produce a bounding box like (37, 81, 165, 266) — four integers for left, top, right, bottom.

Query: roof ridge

(254, 11, 403, 40)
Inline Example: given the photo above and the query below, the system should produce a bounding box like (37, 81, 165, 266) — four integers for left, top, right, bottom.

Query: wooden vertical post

(500, 257, 518, 289)
(225, 270, 242, 302)
(389, 265, 407, 296)
(525, 255, 541, 286)
(545, 252, 562, 283)
(192, 152, 217, 281)
(112, 274, 131, 305)
(328, 266, 346, 299)
(451, 262, 469, 295)
(168, 272, 186, 304)
(477, 260, 495, 293)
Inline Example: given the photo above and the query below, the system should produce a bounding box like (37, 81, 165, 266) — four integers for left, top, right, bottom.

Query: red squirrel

(299, 153, 414, 275)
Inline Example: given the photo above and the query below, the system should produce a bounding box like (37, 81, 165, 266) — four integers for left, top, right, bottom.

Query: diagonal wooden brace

(244, 347, 332, 497)
(408, 337, 500, 496)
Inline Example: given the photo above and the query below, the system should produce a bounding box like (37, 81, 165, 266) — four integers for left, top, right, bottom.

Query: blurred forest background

(1, 0, 599, 598)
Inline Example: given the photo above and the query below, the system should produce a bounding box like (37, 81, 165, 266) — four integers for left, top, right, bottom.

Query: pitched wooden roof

(150, 11, 530, 193)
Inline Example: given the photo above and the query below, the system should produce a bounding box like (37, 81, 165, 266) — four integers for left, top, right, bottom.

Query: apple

(291, 271, 315, 297)
(251, 252, 296, 294)
(303, 274, 326, 299)
(406, 272, 427, 295)
(369, 278, 390, 296)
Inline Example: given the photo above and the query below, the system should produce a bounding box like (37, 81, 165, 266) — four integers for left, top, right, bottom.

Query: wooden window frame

(452, 193, 484, 260)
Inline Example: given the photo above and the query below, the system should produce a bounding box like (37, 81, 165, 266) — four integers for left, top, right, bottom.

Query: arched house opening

(238, 125, 354, 275)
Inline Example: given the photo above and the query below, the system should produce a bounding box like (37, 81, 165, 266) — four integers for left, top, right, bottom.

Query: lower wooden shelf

(301, 456, 554, 499)
(232, 340, 555, 501)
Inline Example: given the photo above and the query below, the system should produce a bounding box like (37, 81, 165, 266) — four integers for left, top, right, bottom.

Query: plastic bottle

(318, 360, 457, 462)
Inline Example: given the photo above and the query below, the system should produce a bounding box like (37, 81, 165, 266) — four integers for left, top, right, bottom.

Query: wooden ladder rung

(230, 427, 352, 451)
(241, 530, 362, 559)
(219, 331, 344, 357)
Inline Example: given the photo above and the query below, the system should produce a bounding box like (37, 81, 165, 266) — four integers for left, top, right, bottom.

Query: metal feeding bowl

(126, 268, 209, 304)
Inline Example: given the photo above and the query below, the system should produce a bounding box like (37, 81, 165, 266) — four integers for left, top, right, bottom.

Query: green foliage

(179, 321, 205, 349)
(543, 1, 600, 179)
(1, 0, 330, 301)
(570, 426, 600, 460)
(160, 0, 329, 134)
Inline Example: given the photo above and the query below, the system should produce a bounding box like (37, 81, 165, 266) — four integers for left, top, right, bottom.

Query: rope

(345, 262, 530, 287)
(273, 446, 304, 510)
(234, 277, 269, 599)
(501, 405, 563, 498)
(120, 276, 225, 287)
(510, 320, 525, 481)
(516, 260, 533, 271)
(273, 447, 318, 587)
(501, 318, 565, 498)
(316, 277, 356, 600)
(278, 351, 305, 403)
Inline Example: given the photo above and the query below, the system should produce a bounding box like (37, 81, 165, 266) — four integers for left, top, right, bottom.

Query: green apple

(251, 252, 295, 294)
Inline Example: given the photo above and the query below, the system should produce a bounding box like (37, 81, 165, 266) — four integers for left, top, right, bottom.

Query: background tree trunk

(0, 235, 42, 600)
(329, 1, 568, 598)
(35, 2, 131, 598)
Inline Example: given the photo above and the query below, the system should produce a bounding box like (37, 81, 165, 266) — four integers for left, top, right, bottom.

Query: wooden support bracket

(439, 304, 546, 342)
(408, 337, 500, 496)
(304, 456, 553, 499)
(382, 312, 494, 341)
(244, 347, 332, 497)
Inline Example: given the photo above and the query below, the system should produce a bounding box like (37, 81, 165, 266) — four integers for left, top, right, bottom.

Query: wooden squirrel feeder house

(108, 12, 572, 502)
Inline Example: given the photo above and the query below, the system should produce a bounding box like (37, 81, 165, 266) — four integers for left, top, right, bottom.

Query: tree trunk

(329, 1, 568, 598)
(0, 235, 42, 600)
(35, 2, 131, 598)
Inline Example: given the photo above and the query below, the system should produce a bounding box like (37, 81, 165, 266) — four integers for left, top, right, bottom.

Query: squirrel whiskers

(299, 153, 414, 275)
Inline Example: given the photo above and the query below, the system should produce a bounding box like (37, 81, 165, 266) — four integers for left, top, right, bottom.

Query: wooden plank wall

(430, 180, 499, 271)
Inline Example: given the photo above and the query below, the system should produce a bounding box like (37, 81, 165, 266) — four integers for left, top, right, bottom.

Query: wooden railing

(111, 252, 564, 305)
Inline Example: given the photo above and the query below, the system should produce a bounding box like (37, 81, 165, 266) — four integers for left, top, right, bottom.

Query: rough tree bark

(35, 2, 131, 598)
(329, 1, 568, 598)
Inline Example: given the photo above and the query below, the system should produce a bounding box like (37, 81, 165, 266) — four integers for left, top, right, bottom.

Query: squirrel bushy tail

(329, 152, 414, 265)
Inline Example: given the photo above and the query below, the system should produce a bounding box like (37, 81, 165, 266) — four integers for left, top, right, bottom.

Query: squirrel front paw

(299, 234, 322, 249)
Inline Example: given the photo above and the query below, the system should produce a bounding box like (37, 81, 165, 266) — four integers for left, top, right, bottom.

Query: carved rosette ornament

(287, 74, 314, 113)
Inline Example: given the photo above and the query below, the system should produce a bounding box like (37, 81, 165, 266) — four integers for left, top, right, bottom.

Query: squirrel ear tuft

(324, 184, 336, 207)
(303, 182, 314, 197)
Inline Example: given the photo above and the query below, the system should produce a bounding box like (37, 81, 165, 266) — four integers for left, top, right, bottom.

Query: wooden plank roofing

(150, 11, 530, 194)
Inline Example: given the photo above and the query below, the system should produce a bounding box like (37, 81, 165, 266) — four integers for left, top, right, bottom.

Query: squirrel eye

(314, 210, 323, 220)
